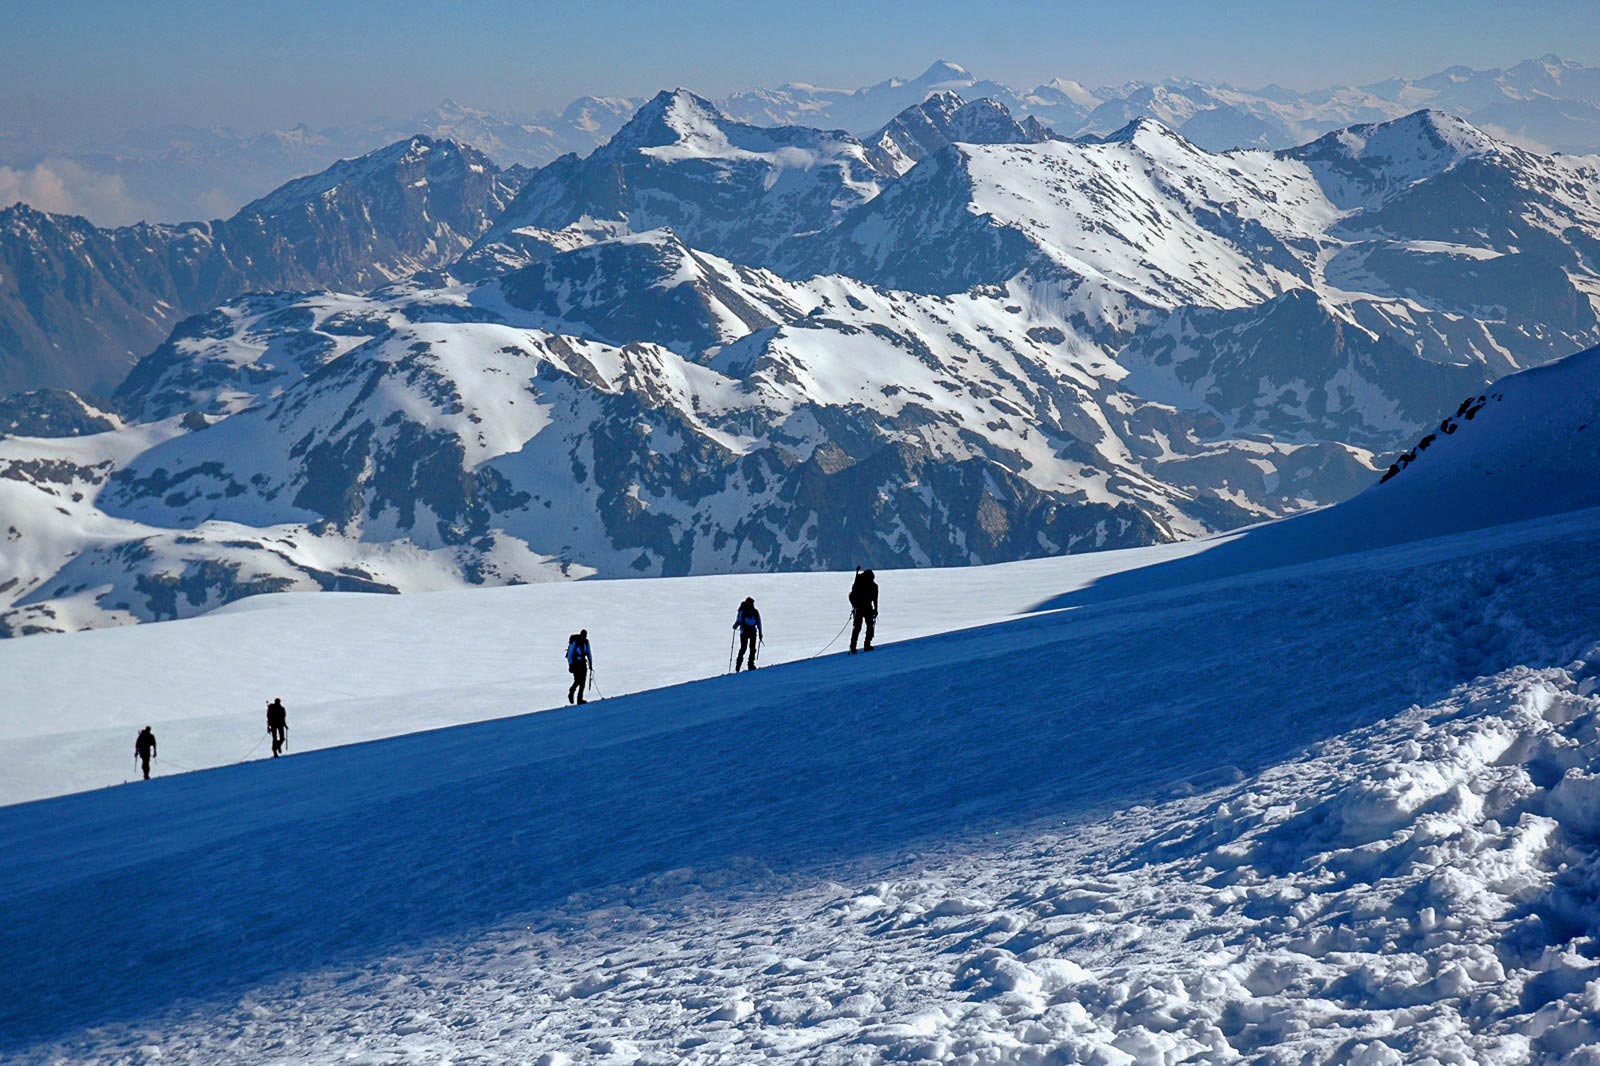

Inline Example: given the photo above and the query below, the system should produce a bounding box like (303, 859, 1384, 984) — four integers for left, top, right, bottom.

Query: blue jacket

(566, 636, 592, 669)
(733, 606, 762, 636)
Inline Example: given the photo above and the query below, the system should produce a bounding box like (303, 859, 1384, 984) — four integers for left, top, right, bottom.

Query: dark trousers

(568, 664, 588, 703)
(850, 610, 875, 652)
(269, 726, 286, 756)
(139, 753, 151, 780)
(737, 627, 759, 670)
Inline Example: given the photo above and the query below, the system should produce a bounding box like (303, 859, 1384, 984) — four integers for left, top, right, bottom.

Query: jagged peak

(874, 90, 968, 135)
(606, 89, 731, 151)
(239, 134, 492, 218)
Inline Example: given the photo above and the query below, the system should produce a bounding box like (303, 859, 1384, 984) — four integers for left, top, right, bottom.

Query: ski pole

(728, 630, 736, 674)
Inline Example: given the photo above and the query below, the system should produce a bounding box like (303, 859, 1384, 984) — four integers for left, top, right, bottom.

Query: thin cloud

(0, 158, 152, 225)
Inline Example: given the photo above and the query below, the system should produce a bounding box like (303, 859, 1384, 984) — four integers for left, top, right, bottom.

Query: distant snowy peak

(1081, 115, 1200, 149)
(1028, 77, 1103, 110)
(241, 135, 506, 218)
(605, 88, 733, 152)
(916, 59, 973, 86)
(464, 93, 886, 277)
(720, 58, 1025, 135)
(1286, 109, 1513, 208)
(791, 121, 1325, 307)
(555, 95, 641, 134)
(866, 92, 1056, 175)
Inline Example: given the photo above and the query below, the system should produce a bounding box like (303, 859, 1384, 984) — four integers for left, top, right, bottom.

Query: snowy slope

(7, 344, 1596, 806)
(0, 539, 1212, 807)
(4, 405, 1600, 1060)
(1041, 342, 1600, 610)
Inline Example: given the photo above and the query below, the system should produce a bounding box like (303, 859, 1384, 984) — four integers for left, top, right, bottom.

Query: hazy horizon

(4, 0, 1597, 140)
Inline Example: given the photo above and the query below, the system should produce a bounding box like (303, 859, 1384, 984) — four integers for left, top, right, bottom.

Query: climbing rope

(149, 730, 272, 777)
(810, 613, 855, 659)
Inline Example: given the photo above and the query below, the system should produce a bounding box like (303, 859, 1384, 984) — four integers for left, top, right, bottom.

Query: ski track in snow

(5, 507, 1600, 1062)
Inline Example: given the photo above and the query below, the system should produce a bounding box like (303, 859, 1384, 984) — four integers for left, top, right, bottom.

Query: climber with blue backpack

(733, 596, 763, 671)
(566, 629, 594, 704)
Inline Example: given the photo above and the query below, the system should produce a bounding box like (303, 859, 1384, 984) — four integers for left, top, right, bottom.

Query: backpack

(850, 571, 874, 608)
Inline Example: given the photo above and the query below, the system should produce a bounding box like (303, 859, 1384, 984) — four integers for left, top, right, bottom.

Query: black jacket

(849, 574, 878, 615)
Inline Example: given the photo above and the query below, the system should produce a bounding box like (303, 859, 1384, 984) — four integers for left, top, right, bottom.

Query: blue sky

(5, 0, 1598, 134)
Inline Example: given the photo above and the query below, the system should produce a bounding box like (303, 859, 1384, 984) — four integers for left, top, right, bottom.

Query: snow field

(4, 505, 1600, 1061)
(86, 652, 1600, 1064)
(0, 537, 1215, 806)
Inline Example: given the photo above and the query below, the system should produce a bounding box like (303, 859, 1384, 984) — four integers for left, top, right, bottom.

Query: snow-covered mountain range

(2, 90, 1598, 636)
(7, 54, 1600, 230)
(0, 136, 527, 395)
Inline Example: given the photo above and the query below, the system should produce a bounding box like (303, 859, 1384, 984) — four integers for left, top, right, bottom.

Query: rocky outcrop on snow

(0, 390, 121, 439)
(864, 92, 1057, 176)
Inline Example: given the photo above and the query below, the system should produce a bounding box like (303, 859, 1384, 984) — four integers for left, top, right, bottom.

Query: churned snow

(4, 496, 1600, 1062)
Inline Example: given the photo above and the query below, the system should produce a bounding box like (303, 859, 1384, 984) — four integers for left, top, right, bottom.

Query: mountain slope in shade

(1041, 342, 1600, 613)
(0, 137, 526, 395)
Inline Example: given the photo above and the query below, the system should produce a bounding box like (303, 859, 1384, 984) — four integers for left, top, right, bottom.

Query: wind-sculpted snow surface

(3, 499, 1600, 1061)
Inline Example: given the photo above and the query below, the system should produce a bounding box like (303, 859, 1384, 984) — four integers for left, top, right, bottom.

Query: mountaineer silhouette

(266, 698, 288, 757)
(733, 597, 763, 671)
(849, 568, 878, 654)
(133, 726, 157, 780)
